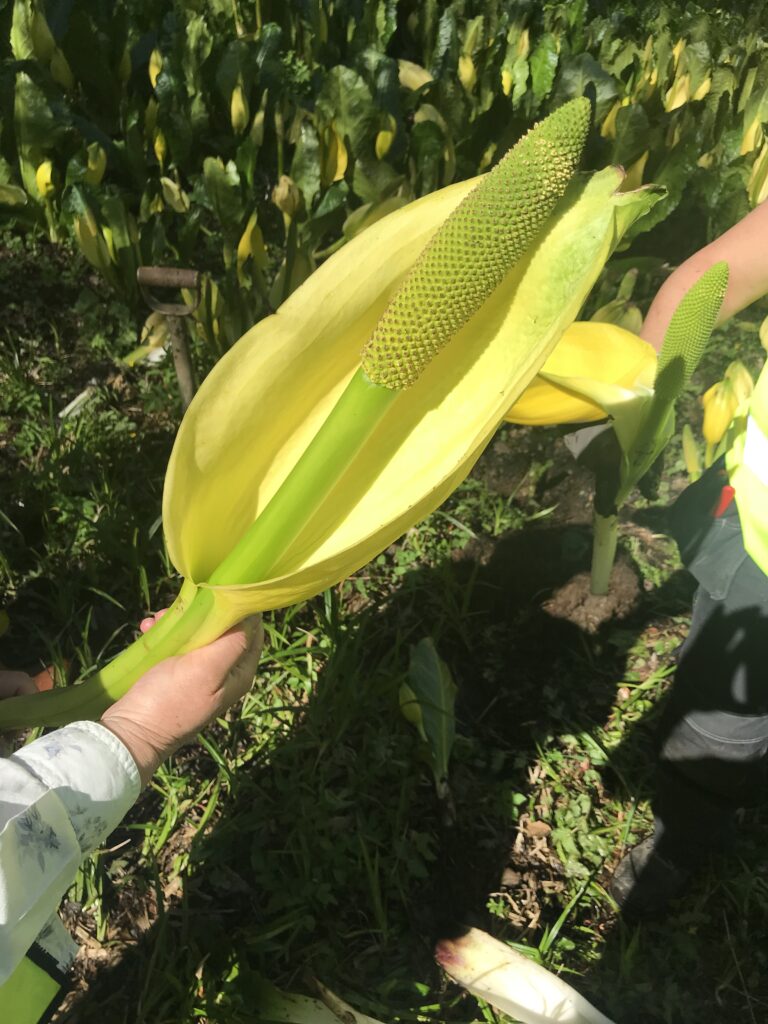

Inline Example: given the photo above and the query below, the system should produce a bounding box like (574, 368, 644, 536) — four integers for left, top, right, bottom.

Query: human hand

(0, 670, 39, 699)
(100, 612, 263, 787)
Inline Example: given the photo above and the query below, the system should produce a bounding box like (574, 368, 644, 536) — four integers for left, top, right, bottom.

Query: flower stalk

(543, 263, 729, 594)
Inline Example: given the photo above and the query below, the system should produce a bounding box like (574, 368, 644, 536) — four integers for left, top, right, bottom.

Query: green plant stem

(282, 216, 298, 304)
(590, 511, 618, 596)
(43, 198, 59, 243)
(209, 367, 397, 586)
(0, 581, 219, 729)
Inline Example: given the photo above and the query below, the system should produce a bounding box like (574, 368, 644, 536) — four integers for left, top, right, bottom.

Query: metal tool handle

(136, 266, 201, 316)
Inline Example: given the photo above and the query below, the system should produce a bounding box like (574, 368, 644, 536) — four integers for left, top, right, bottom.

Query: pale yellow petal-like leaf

(506, 321, 656, 425)
(163, 167, 661, 623)
(537, 370, 654, 453)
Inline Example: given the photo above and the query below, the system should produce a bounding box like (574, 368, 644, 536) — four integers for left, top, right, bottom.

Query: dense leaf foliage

(0, 0, 766, 353)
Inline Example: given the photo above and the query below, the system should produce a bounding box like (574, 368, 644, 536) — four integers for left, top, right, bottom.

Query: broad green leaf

(61, 10, 120, 115)
(374, 0, 398, 49)
(431, 7, 458, 80)
(291, 121, 322, 209)
(407, 638, 456, 787)
(203, 157, 244, 235)
(10, 0, 35, 61)
(182, 15, 213, 95)
(316, 66, 376, 156)
(553, 54, 620, 122)
(0, 183, 28, 205)
(617, 261, 729, 498)
(530, 33, 559, 103)
(14, 71, 60, 196)
(302, 180, 349, 250)
(215, 39, 251, 100)
(510, 54, 530, 106)
(414, 102, 455, 183)
(363, 50, 400, 116)
(250, 973, 385, 1023)
(410, 119, 445, 195)
(612, 104, 653, 169)
(351, 155, 402, 204)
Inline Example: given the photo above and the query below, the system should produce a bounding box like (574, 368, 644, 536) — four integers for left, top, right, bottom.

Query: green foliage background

(2, 4, 768, 1021)
(1, 0, 767, 353)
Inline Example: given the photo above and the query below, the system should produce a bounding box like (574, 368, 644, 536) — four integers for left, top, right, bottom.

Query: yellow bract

(505, 322, 657, 426)
(702, 378, 739, 447)
(84, 142, 107, 186)
(231, 81, 250, 135)
(149, 48, 163, 89)
(162, 167, 660, 632)
(35, 160, 55, 198)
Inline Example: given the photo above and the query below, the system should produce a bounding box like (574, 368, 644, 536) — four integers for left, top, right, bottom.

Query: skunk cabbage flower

(163, 172, 659, 619)
(0, 100, 663, 729)
(35, 160, 56, 198)
(541, 263, 729, 594)
(505, 321, 656, 426)
(702, 378, 739, 447)
(230, 79, 250, 135)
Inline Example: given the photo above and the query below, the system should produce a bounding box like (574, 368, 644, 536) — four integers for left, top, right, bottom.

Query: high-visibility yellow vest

(727, 362, 768, 576)
(0, 947, 65, 1023)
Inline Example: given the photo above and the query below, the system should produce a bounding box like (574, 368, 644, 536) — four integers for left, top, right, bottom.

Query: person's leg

(611, 541, 768, 917)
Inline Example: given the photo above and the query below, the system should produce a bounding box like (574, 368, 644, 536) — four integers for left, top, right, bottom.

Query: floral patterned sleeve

(0, 721, 141, 984)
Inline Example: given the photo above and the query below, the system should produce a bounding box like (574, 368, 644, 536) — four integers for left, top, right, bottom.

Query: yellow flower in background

(84, 142, 107, 186)
(230, 79, 250, 134)
(153, 129, 167, 168)
(271, 174, 302, 219)
(702, 378, 738, 446)
(458, 55, 477, 92)
(724, 360, 754, 407)
(506, 322, 657, 426)
(149, 48, 163, 88)
(35, 160, 55, 198)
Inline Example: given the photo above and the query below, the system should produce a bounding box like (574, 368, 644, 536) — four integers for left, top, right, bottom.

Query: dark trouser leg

(653, 552, 768, 867)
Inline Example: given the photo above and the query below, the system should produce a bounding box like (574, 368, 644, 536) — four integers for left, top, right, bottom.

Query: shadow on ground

(54, 506, 768, 1024)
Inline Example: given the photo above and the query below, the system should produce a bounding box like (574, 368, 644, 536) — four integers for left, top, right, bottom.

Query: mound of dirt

(542, 560, 640, 633)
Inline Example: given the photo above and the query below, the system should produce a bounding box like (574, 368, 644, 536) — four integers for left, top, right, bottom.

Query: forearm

(99, 712, 166, 788)
(641, 200, 768, 351)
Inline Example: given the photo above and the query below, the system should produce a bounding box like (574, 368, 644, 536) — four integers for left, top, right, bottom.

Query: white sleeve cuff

(10, 722, 141, 855)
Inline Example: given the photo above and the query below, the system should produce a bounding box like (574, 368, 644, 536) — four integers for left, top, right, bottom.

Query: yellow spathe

(164, 168, 662, 629)
(506, 321, 657, 425)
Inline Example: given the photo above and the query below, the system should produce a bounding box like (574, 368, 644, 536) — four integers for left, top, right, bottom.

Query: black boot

(610, 835, 692, 920)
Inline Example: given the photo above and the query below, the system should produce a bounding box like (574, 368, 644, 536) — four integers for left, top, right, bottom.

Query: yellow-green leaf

(506, 321, 656, 426)
(160, 176, 190, 213)
(162, 166, 662, 630)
